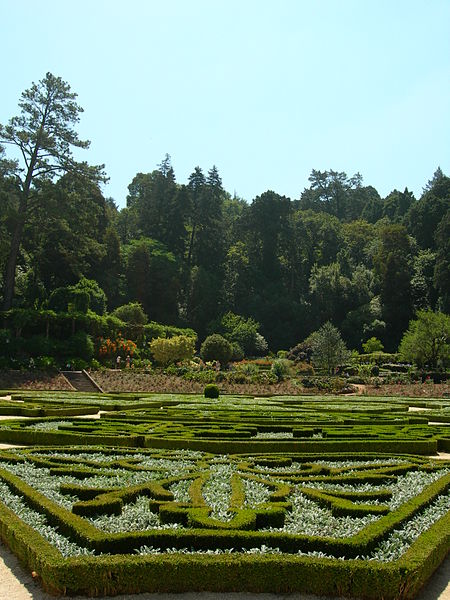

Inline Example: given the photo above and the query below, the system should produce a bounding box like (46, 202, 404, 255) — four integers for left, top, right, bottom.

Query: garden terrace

(0, 391, 448, 598)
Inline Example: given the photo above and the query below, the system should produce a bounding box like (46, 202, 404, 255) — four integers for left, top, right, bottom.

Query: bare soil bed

(0, 369, 449, 398)
(0, 369, 72, 391)
(364, 382, 450, 398)
(91, 369, 306, 396)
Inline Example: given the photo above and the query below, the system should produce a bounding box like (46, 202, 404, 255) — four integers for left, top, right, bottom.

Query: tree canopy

(399, 310, 450, 369)
(1, 75, 449, 358)
(0, 73, 106, 310)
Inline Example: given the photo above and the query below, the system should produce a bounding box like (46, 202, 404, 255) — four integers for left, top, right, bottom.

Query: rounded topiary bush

(200, 334, 233, 367)
(204, 384, 220, 399)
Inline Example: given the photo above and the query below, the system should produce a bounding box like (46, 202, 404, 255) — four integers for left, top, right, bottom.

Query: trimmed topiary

(204, 384, 220, 399)
(200, 334, 233, 367)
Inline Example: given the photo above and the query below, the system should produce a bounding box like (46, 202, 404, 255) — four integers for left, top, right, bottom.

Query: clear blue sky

(1, 0, 449, 207)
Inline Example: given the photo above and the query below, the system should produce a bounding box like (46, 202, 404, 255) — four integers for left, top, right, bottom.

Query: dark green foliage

(1, 78, 449, 356)
(200, 334, 233, 366)
(434, 211, 450, 312)
(70, 289, 90, 313)
(112, 302, 148, 325)
(398, 310, 450, 369)
(48, 287, 72, 312)
(210, 312, 267, 356)
(382, 188, 415, 222)
(373, 224, 414, 350)
(0, 437, 448, 597)
(405, 169, 450, 250)
(204, 384, 220, 399)
(64, 332, 94, 363)
(124, 238, 179, 324)
(71, 278, 107, 315)
(48, 278, 106, 315)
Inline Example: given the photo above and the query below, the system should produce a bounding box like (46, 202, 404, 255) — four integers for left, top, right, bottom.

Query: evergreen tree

(311, 322, 351, 374)
(0, 73, 105, 309)
(373, 224, 413, 349)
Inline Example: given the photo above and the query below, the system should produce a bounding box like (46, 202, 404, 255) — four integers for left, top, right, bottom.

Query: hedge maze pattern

(0, 390, 449, 598)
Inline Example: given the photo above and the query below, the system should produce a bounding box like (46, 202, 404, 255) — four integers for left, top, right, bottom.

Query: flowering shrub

(97, 333, 137, 361)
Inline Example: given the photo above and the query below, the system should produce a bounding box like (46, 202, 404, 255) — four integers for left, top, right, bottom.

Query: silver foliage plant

(0, 481, 93, 557)
(0, 449, 448, 562)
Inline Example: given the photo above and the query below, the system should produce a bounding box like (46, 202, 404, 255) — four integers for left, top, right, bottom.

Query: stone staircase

(61, 370, 103, 393)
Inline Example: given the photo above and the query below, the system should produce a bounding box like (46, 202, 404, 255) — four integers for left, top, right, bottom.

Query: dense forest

(1, 74, 449, 356)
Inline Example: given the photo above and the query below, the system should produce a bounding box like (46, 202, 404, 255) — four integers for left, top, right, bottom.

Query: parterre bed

(0, 390, 448, 598)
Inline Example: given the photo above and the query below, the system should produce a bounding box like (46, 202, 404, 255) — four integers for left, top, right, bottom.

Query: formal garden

(0, 390, 448, 598)
(0, 71, 449, 600)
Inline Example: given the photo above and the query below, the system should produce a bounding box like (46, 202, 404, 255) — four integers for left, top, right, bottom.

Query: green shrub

(183, 370, 217, 384)
(35, 356, 57, 370)
(347, 376, 366, 384)
(211, 312, 267, 356)
(200, 334, 233, 367)
(130, 358, 153, 370)
(149, 335, 195, 366)
(231, 342, 244, 362)
(357, 352, 400, 365)
(295, 361, 315, 375)
(24, 335, 59, 358)
(112, 302, 148, 325)
(271, 359, 291, 382)
(143, 322, 197, 343)
(226, 371, 249, 384)
(236, 362, 259, 376)
(358, 364, 373, 379)
(253, 371, 278, 384)
(330, 377, 349, 393)
(64, 332, 94, 363)
(362, 337, 384, 353)
(69, 358, 90, 371)
(89, 358, 102, 370)
(48, 287, 71, 312)
(204, 384, 220, 399)
(71, 278, 107, 315)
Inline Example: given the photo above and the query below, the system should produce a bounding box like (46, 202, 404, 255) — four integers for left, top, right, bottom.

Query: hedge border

(0, 493, 448, 598)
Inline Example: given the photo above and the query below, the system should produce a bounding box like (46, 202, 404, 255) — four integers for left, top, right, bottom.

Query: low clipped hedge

(0, 490, 448, 598)
(0, 461, 448, 557)
(0, 421, 441, 454)
(0, 390, 449, 597)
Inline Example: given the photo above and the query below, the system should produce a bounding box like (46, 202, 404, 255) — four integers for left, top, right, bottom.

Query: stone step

(61, 370, 103, 393)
